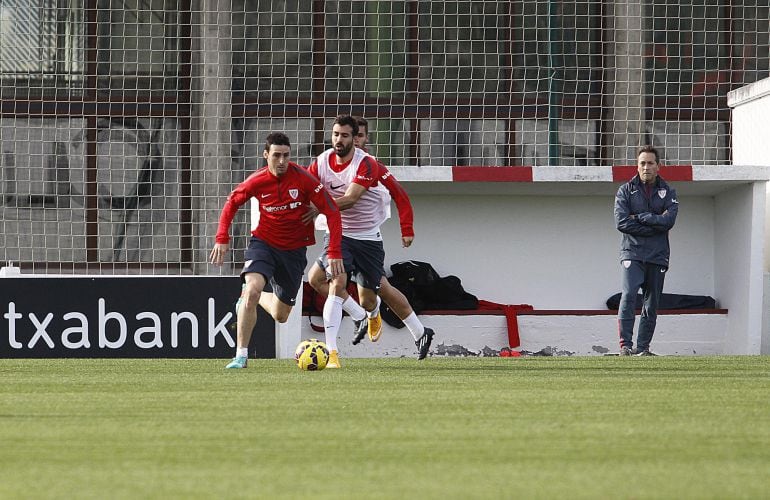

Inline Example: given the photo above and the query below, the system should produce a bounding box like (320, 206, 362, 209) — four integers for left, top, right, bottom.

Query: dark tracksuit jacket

(614, 174, 679, 267)
(614, 174, 679, 350)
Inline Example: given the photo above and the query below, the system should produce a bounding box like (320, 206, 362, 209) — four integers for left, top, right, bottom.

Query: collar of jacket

(630, 174, 667, 189)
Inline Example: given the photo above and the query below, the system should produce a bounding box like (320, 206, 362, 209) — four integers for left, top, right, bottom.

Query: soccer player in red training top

(304, 115, 434, 367)
(210, 132, 344, 369)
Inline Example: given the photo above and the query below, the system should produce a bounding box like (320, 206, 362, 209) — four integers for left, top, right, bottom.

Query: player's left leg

(226, 272, 268, 368)
(637, 263, 666, 355)
(227, 237, 277, 369)
(258, 291, 293, 323)
(347, 238, 385, 342)
(308, 259, 367, 333)
(379, 277, 435, 360)
(260, 245, 307, 324)
(357, 285, 383, 342)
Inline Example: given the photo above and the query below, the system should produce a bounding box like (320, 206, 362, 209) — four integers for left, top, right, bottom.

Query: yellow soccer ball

(294, 339, 330, 371)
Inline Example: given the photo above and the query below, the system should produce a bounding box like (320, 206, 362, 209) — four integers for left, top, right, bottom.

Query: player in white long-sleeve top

(305, 115, 434, 367)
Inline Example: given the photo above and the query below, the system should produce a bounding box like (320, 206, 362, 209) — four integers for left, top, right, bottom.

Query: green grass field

(1, 356, 769, 499)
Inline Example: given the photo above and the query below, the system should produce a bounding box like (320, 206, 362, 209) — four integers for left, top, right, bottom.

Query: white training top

(313, 147, 391, 240)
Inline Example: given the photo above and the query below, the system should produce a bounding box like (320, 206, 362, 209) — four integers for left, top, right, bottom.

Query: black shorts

(317, 234, 384, 291)
(242, 237, 307, 306)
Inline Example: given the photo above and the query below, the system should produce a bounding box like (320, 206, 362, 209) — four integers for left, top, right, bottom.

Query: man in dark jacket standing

(614, 145, 679, 356)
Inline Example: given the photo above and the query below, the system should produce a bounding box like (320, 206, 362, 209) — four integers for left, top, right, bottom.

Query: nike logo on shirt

(630, 190, 638, 195)
(330, 183, 345, 190)
(260, 193, 271, 198)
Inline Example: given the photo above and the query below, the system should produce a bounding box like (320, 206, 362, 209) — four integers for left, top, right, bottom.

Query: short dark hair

(264, 132, 291, 152)
(354, 116, 368, 134)
(637, 145, 659, 163)
(333, 114, 359, 136)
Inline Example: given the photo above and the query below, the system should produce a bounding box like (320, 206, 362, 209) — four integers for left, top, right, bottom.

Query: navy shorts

(317, 234, 384, 291)
(242, 237, 307, 306)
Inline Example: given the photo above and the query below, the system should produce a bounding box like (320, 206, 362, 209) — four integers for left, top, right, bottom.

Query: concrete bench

(297, 307, 729, 358)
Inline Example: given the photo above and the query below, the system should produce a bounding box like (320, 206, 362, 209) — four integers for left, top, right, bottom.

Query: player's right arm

(209, 242, 229, 265)
(306, 177, 345, 277)
(210, 172, 261, 265)
(334, 183, 367, 210)
(332, 155, 378, 210)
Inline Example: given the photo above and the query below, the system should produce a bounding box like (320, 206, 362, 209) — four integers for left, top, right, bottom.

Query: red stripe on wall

(452, 166, 534, 182)
(612, 165, 693, 182)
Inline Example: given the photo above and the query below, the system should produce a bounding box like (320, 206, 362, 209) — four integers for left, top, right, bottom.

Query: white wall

(728, 76, 770, 353)
(296, 313, 728, 359)
(306, 191, 716, 309)
(729, 84, 770, 273)
(289, 166, 769, 356)
(714, 183, 766, 353)
(730, 78, 770, 167)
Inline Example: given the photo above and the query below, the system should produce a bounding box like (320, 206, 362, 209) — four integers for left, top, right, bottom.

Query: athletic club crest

(289, 188, 298, 199)
(657, 189, 666, 198)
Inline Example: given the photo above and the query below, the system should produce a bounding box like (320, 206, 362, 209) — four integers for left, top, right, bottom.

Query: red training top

(377, 162, 414, 238)
(215, 162, 342, 259)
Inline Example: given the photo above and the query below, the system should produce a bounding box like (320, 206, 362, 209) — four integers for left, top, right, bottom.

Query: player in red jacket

(210, 132, 344, 369)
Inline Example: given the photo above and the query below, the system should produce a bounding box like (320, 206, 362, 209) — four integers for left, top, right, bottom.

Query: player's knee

(359, 291, 378, 311)
(273, 310, 290, 323)
(242, 283, 262, 304)
(308, 265, 326, 291)
(378, 283, 395, 302)
(328, 276, 348, 297)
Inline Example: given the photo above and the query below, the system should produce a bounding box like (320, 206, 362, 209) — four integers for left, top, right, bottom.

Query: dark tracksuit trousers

(618, 260, 666, 352)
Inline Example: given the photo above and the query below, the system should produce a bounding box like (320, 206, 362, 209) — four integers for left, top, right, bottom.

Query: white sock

(236, 347, 248, 358)
(322, 295, 344, 351)
(402, 312, 424, 341)
(342, 295, 366, 322)
(367, 296, 382, 318)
